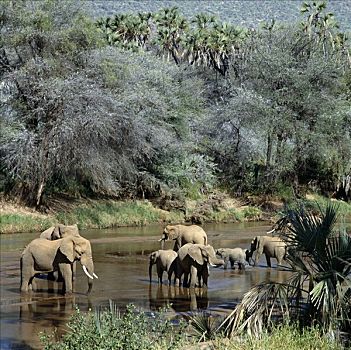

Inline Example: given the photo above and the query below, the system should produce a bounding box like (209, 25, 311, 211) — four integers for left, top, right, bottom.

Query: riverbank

(1, 192, 350, 234)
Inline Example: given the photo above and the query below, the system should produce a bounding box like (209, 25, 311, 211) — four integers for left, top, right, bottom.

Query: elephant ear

(188, 245, 205, 265)
(59, 237, 75, 262)
(149, 251, 159, 263)
(61, 224, 80, 238)
(40, 226, 55, 239)
(53, 224, 64, 239)
(251, 236, 260, 250)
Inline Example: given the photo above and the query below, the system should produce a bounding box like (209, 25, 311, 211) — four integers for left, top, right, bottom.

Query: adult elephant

(20, 236, 98, 294)
(216, 247, 248, 270)
(40, 224, 79, 240)
(40, 223, 80, 280)
(248, 235, 287, 267)
(159, 224, 208, 252)
(149, 250, 178, 285)
(175, 243, 224, 288)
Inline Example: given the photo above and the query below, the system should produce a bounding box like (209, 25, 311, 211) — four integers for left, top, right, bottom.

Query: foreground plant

(219, 203, 351, 343)
(40, 303, 188, 350)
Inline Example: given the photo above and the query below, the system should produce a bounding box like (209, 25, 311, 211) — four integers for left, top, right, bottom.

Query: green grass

(40, 306, 346, 350)
(206, 206, 262, 222)
(0, 213, 55, 234)
(211, 324, 345, 350)
(55, 200, 184, 229)
(304, 195, 351, 217)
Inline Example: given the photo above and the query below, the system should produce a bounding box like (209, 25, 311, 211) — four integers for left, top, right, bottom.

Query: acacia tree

(201, 21, 350, 196)
(0, 1, 206, 206)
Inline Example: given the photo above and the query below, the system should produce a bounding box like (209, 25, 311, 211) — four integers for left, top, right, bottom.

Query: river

(0, 222, 294, 349)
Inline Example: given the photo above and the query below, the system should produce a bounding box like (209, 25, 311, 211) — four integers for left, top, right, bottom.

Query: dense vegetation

(40, 305, 345, 350)
(1, 0, 350, 210)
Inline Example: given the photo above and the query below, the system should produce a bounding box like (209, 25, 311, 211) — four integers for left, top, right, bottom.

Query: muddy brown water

(1, 222, 294, 349)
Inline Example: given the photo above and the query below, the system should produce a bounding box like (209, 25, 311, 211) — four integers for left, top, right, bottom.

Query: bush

(40, 303, 188, 350)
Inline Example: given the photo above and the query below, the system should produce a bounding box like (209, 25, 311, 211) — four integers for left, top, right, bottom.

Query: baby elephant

(149, 250, 178, 285)
(216, 247, 248, 270)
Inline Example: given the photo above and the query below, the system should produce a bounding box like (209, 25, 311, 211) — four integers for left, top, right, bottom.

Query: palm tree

(219, 203, 351, 340)
(152, 7, 188, 64)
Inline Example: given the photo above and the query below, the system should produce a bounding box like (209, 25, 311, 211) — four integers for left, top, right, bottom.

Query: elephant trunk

(80, 255, 97, 294)
(209, 257, 224, 267)
(149, 263, 153, 283)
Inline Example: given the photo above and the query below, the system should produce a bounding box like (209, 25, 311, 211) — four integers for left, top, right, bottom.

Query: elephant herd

(150, 224, 288, 288)
(19, 222, 287, 295)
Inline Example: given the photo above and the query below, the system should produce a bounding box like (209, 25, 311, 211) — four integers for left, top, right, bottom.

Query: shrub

(40, 303, 188, 350)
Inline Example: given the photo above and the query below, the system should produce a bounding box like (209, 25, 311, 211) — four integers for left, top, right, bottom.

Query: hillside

(85, 0, 351, 31)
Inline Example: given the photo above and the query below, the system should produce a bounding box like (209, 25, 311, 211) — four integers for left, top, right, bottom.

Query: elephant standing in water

(20, 236, 98, 294)
(149, 250, 177, 285)
(159, 224, 208, 251)
(216, 247, 248, 270)
(175, 243, 224, 288)
(40, 223, 80, 280)
(248, 235, 287, 267)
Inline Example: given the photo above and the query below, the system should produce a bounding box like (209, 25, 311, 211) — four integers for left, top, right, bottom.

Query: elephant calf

(216, 247, 248, 270)
(149, 250, 178, 285)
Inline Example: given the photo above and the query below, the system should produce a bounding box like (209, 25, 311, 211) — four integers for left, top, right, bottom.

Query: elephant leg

(265, 253, 272, 268)
(223, 257, 228, 269)
(196, 269, 202, 288)
(167, 271, 172, 285)
(238, 261, 245, 270)
(175, 261, 182, 287)
(59, 263, 73, 294)
(183, 271, 190, 288)
(254, 252, 261, 266)
(276, 252, 284, 266)
(229, 258, 235, 269)
(72, 261, 77, 281)
(189, 265, 198, 288)
(156, 264, 163, 284)
(202, 266, 209, 287)
(20, 256, 34, 292)
(168, 261, 176, 285)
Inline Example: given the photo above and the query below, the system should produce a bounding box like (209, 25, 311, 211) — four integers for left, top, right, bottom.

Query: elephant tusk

(209, 263, 217, 267)
(266, 228, 275, 234)
(82, 265, 94, 280)
(93, 273, 99, 279)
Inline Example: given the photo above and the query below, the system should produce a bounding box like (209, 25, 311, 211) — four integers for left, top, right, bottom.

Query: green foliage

(189, 312, 223, 341)
(1, 0, 351, 206)
(55, 200, 183, 229)
(212, 324, 344, 350)
(157, 154, 217, 199)
(0, 214, 55, 234)
(40, 304, 188, 350)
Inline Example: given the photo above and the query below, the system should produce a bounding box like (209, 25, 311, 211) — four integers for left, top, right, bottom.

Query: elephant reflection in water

(18, 294, 92, 348)
(148, 285, 208, 312)
(247, 267, 288, 287)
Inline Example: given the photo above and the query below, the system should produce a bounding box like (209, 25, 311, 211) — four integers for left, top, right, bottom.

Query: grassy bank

(40, 305, 345, 350)
(0, 199, 255, 234)
(1, 194, 350, 234)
